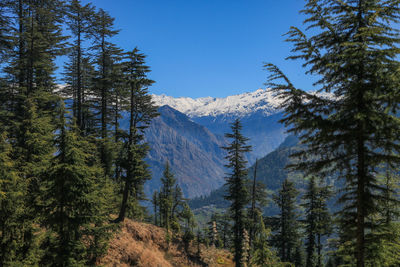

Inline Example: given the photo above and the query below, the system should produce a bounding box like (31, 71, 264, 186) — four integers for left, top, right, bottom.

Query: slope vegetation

(99, 219, 234, 267)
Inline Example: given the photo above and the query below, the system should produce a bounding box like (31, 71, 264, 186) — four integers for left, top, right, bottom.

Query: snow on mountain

(151, 88, 283, 118)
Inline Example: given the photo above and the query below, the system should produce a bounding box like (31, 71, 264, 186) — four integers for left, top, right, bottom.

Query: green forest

(0, 0, 400, 267)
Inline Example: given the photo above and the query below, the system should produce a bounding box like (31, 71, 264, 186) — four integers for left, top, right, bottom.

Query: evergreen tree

(207, 214, 220, 247)
(63, 0, 95, 132)
(302, 177, 318, 267)
(181, 202, 196, 252)
(302, 177, 332, 267)
(294, 245, 306, 267)
(91, 8, 122, 175)
(272, 178, 301, 264)
(42, 108, 113, 266)
(247, 158, 268, 256)
(315, 179, 332, 267)
(265, 1, 400, 266)
(114, 48, 157, 222)
(210, 212, 232, 249)
(250, 213, 281, 267)
(156, 162, 189, 238)
(18, 97, 56, 262)
(159, 162, 176, 232)
(0, 0, 12, 59)
(0, 129, 27, 265)
(222, 119, 251, 267)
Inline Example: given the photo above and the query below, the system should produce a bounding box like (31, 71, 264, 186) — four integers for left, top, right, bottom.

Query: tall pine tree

(302, 177, 332, 267)
(114, 48, 157, 222)
(265, 1, 400, 266)
(42, 107, 113, 266)
(91, 8, 121, 175)
(272, 178, 301, 264)
(222, 119, 251, 267)
(63, 0, 95, 132)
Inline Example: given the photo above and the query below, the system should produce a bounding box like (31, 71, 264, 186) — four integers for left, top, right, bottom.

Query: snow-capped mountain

(151, 88, 282, 118)
(151, 88, 287, 164)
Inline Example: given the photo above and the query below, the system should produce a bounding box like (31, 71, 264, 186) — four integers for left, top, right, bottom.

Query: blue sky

(80, 0, 312, 98)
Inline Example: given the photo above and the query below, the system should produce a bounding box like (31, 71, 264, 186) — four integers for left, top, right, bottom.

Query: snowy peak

(151, 88, 282, 118)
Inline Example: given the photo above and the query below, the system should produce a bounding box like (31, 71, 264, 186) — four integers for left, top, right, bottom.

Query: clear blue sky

(81, 0, 312, 98)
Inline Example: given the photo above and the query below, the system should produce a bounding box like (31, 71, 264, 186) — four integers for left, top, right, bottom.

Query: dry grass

(99, 219, 234, 267)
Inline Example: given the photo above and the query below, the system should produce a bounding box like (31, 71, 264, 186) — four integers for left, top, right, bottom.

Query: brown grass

(98, 219, 234, 267)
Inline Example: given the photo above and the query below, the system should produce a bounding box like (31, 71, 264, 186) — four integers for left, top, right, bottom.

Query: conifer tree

(159, 162, 176, 231)
(272, 178, 301, 264)
(222, 119, 251, 267)
(302, 177, 318, 267)
(207, 214, 220, 248)
(210, 212, 232, 249)
(251, 213, 281, 267)
(265, 1, 400, 266)
(0, 129, 27, 265)
(91, 8, 119, 139)
(302, 177, 332, 267)
(0, 0, 11, 59)
(91, 8, 122, 175)
(63, 0, 95, 131)
(247, 159, 268, 254)
(181, 202, 196, 252)
(42, 107, 112, 266)
(315, 179, 332, 266)
(114, 48, 157, 222)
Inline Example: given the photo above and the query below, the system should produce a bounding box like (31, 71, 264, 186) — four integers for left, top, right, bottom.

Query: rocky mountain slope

(152, 89, 287, 163)
(142, 105, 227, 198)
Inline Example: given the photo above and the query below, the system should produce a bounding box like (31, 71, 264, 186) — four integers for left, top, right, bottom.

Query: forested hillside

(0, 1, 399, 267)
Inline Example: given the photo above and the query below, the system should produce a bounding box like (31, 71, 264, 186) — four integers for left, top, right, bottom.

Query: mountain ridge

(151, 88, 282, 118)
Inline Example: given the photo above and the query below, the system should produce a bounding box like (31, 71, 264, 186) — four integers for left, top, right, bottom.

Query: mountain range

(141, 88, 288, 198)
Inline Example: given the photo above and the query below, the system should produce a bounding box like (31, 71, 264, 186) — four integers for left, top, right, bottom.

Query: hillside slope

(120, 105, 227, 198)
(99, 219, 234, 267)
(189, 135, 300, 212)
(144, 105, 227, 198)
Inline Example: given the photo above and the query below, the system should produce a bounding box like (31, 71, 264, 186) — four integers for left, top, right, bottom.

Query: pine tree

(265, 1, 400, 266)
(302, 177, 332, 267)
(181, 203, 196, 252)
(63, 0, 95, 132)
(0, 0, 12, 60)
(222, 119, 251, 267)
(91, 7, 119, 139)
(42, 107, 113, 266)
(272, 178, 301, 264)
(302, 177, 318, 267)
(91, 8, 122, 175)
(207, 214, 220, 247)
(114, 48, 157, 223)
(210, 212, 232, 249)
(294, 245, 306, 267)
(247, 158, 268, 256)
(0, 129, 27, 265)
(19, 97, 56, 261)
(250, 213, 281, 267)
(159, 162, 176, 232)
